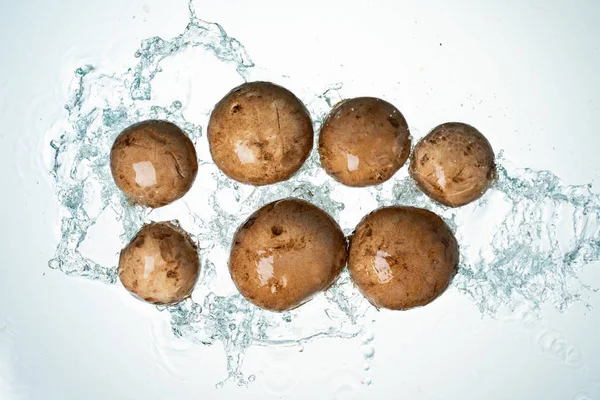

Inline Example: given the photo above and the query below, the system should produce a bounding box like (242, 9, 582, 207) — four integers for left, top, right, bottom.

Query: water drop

(538, 330, 567, 360)
(565, 346, 584, 369)
(361, 345, 375, 360)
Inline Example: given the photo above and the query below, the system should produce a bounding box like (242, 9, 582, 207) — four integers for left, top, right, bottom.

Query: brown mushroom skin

(409, 122, 495, 207)
(348, 206, 459, 310)
(110, 120, 198, 208)
(319, 97, 411, 187)
(229, 199, 347, 312)
(207, 82, 314, 186)
(118, 222, 200, 305)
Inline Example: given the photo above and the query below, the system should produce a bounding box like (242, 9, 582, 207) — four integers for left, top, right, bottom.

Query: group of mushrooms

(110, 81, 496, 312)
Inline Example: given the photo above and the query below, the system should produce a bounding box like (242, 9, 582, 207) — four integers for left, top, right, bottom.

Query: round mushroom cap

(118, 222, 200, 305)
(208, 81, 314, 186)
(110, 120, 198, 208)
(319, 97, 411, 186)
(409, 122, 495, 207)
(229, 198, 347, 312)
(348, 206, 459, 310)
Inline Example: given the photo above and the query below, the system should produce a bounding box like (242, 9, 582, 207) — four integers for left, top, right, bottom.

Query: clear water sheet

(47, 1, 600, 387)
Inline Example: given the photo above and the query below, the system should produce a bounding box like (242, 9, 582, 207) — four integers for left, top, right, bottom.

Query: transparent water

(46, 1, 599, 387)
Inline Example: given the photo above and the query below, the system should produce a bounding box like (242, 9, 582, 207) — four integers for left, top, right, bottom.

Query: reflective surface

(229, 199, 347, 311)
(348, 206, 459, 310)
(319, 97, 411, 187)
(410, 122, 496, 207)
(118, 222, 200, 305)
(111, 120, 198, 208)
(208, 82, 314, 185)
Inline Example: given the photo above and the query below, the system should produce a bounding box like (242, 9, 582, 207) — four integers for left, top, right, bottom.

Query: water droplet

(172, 100, 182, 109)
(521, 309, 541, 329)
(215, 381, 224, 389)
(361, 345, 375, 360)
(538, 330, 567, 360)
(364, 377, 372, 386)
(565, 346, 584, 369)
(248, 374, 256, 382)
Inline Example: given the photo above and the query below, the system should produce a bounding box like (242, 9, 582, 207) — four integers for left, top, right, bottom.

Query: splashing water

(47, 1, 599, 386)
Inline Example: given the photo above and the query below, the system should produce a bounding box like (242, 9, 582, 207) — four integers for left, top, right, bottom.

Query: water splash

(47, 0, 599, 386)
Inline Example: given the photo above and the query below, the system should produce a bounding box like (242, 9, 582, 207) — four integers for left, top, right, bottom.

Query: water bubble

(75, 65, 93, 76)
(205, 293, 216, 308)
(538, 330, 568, 361)
(362, 331, 374, 344)
(214, 381, 224, 389)
(565, 346, 585, 369)
(361, 345, 375, 360)
(248, 374, 256, 382)
(521, 308, 542, 329)
(364, 377, 373, 386)
(171, 100, 182, 109)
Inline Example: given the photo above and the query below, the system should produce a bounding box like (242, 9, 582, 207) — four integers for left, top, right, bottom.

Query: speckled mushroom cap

(110, 120, 198, 208)
(348, 206, 459, 310)
(229, 198, 347, 312)
(409, 122, 495, 207)
(118, 222, 200, 305)
(319, 97, 411, 187)
(207, 81, 314, 186)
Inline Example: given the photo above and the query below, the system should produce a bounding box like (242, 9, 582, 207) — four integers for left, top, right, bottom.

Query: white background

(1, 0, 599, 399)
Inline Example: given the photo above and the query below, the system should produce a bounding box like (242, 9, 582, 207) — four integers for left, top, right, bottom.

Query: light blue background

(1, 0, 599, 399)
